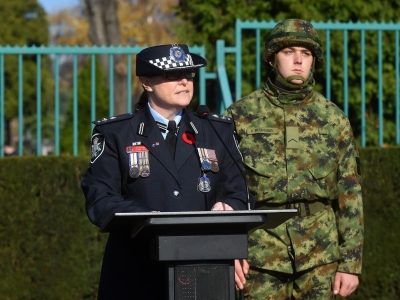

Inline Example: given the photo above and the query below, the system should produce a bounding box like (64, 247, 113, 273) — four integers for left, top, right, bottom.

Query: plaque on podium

(100, 209, 297, 299)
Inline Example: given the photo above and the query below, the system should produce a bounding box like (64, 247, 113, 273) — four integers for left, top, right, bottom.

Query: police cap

(136, 44, 207, 76)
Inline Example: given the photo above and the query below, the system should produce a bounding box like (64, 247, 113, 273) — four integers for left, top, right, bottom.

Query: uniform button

(173, 190, 179, 197)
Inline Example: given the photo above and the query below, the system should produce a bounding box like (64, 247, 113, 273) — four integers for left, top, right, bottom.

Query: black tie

(166, 121, 177, 158)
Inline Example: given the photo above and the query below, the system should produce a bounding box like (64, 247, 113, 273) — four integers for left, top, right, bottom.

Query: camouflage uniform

(225, 19, 363, 299)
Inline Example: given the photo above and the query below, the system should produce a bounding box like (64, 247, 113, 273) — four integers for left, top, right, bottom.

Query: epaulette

(208, 114, 233, 124)
(92, 112, 134, 125)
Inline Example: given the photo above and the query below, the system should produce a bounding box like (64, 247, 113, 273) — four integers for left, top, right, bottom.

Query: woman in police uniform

(81, 44, 250, 299)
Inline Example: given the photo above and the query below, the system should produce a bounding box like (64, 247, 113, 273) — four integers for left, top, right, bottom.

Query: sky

(37, 0, 80, 13)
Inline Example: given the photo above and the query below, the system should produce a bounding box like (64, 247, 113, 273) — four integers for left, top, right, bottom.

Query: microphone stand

(202, 113, 251, 210)
(200, 107, 250, 300)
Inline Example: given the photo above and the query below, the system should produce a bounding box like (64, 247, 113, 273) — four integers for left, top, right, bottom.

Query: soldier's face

(272, 46, 313, 84)
(140, 74, 194, 118)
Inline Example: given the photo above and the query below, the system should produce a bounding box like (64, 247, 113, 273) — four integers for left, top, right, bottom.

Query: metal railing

(1, 19, 400, 156)
(0, 45, 207, 156)
(216, 19, 400, 147)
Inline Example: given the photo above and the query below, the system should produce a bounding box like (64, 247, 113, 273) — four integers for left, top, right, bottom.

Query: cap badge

(170, 44, 186, 62)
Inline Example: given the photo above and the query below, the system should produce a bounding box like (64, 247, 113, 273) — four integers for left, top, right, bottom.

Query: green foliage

(0, 0, 49, 46)
(0, 156, 105, 299)
(0, 148, 399, 298)
(0, 0, 52, 145)
(173, 0, 400, 145)
(60, 56, 109, 155)
(349, 147, 400, 299)
(0, 0, 50, 113)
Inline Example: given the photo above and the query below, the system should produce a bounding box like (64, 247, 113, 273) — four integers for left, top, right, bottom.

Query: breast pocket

(239, 130, 284, 201)
(308, 165, 338, 199)
(305, 131, 339, 199)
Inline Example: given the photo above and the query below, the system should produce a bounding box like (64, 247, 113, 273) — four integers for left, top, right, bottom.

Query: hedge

(0, 156, 105, 299)
(0, 147, 399, 299)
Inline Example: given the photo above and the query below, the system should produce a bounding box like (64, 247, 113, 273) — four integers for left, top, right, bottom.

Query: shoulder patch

(92, 112, 134, 125)
(90, 133, 105, 163)
(208, 114, 233, 124)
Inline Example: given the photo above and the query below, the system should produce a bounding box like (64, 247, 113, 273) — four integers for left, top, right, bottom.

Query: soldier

(81, 44, 251, 299)
(225, 19, 364, 299)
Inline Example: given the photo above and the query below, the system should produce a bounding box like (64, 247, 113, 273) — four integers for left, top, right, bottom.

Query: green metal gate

(1, 19, 400, 156)
(216, 19, 400, 147)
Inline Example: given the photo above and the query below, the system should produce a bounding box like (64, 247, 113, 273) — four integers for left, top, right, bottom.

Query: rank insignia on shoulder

(92, 113, 134, 125)
(208, 114, 232, 123)
(91, 133, 105, 163)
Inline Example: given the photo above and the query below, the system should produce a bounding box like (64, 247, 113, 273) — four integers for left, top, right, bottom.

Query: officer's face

(271, 46, 313, 84)
(140, 73, 194, 118)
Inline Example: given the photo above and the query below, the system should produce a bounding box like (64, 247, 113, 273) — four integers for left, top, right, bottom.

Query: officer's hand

(211, 202, 233, 211)
(333, 272, 359, 297)
(234, 259, 248, 290)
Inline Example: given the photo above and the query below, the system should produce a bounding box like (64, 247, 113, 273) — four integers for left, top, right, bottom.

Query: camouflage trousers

(243, 261, 338, 300)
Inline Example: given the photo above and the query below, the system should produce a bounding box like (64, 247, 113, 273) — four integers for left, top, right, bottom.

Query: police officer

(225, 20, 364, 299)
(81, 44, 250, 299)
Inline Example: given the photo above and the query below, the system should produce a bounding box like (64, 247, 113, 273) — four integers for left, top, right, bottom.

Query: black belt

(255, 200, 329, 218)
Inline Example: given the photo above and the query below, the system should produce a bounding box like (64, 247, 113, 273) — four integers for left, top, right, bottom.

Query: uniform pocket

(239, 130, 282, 201)
(244, 160, 278, 201)
(308, 162, 338, 199)
(288, 206, 340, 272)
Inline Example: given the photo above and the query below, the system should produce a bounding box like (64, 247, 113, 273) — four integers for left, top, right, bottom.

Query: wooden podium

(101, 209, 297, 299)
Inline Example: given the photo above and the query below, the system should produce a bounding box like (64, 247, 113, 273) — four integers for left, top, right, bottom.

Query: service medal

(197, 174, 211, 193)
(129, 165, 140, 178)
(201, 158, 212, 171)
(140, 166, 150, 177)
(206, 149, 219, 172)
(128, 152, 140, 178)
(198, 148, 212, 171)
(210, 161, 219, 172)
(138, 151, 150, 177)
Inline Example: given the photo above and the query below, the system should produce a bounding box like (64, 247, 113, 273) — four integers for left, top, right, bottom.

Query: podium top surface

(100, 209, 298, 237)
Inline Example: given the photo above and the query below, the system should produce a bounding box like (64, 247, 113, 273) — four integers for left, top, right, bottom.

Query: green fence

(216, 19, 400, 147)
(1, 19, 400, 157)
(0, 45, 207, 157)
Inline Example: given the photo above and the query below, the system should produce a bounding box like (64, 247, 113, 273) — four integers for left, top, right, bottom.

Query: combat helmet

(263, 19, 324, 69)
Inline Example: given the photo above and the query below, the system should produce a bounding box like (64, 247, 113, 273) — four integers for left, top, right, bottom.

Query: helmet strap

(311, 57, 316, 72)
(271, 54, 315, 90)
(275, 73, 309, 89)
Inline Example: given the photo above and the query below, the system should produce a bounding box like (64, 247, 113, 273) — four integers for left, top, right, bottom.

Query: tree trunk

(84, 0, 128, 115)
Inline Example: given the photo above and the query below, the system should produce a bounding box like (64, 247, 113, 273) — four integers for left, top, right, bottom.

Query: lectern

(101, 209, 297, 299)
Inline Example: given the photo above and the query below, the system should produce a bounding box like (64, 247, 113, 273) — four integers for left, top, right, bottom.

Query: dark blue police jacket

(81, 106, 251, 299)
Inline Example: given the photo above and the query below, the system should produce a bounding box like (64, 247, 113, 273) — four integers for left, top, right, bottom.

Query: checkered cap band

(149, 54, 195, 70)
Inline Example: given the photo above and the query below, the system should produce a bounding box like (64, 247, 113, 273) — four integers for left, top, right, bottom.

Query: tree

(48, 0, 179, 47)
(60, 56, 109, 155)
(48, 8, 90, 46)
(0, 0, 50, 149)
(48, 0, 179, 116)
(82, 0, 129, 116)
(173, 0, 400, 145)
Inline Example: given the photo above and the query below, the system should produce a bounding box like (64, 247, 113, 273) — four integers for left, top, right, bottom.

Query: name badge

(247, 127, 278, 134)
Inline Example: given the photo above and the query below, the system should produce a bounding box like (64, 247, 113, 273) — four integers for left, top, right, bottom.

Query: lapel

(131, 107, 181, 186)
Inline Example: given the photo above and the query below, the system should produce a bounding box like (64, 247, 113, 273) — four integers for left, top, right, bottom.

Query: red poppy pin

(182, 132, 196, 145)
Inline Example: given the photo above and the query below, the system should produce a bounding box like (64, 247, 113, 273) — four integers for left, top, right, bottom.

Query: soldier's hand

(333, 272, 359, 297)
(234, 259, 249, 290)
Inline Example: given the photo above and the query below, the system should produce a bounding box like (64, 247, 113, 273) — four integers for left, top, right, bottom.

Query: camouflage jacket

(224, 84, 364, 274)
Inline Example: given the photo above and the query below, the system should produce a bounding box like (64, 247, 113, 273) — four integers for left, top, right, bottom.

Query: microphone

(197, 105, 251, 210)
